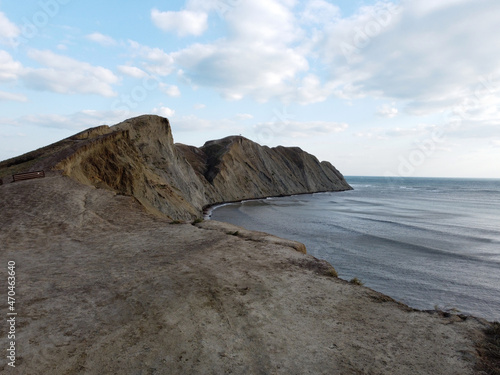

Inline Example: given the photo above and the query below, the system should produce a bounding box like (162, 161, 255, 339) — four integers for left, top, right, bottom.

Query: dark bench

(12, 170, 45, 182)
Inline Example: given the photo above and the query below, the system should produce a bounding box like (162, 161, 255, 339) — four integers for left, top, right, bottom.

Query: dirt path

(0, 175, 489, 374)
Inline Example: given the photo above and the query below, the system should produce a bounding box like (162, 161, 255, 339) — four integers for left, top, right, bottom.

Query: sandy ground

(0, 175, 490, 374)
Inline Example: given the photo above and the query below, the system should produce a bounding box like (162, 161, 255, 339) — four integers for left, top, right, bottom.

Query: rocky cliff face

(0, 115, 352, 220)
(176, 135, 351, 204)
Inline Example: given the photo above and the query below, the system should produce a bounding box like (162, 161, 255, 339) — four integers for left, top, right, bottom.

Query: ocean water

(210, 177, 500, 322)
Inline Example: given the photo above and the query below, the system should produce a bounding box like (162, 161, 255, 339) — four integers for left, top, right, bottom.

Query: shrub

(326, 267, 338, 278)
(349, 277, 364, 286)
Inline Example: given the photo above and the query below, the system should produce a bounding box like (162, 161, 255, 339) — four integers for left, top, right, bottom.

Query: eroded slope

(0, 115, 351, 220)
(0, 175, 488, 374)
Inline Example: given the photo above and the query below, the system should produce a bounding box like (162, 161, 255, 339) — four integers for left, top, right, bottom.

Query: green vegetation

(170, 220, 183, 225)
(192, 218, 204, 224)
(349, 277, 364, 286)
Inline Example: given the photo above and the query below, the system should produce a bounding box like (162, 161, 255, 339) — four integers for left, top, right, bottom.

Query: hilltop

(0, 115, 351, 220)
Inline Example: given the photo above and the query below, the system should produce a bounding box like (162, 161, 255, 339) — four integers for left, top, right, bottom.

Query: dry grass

(477, 322, 500, 375)
(349, 277, 364, 286)
(290, 258, 338, 278)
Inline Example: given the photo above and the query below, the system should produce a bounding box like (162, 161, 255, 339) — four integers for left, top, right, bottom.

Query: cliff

(0, 115, 494, 374)
(177, 135, 350, 204)
(0, 115, 351, 220)
(0, 166, 490, 375)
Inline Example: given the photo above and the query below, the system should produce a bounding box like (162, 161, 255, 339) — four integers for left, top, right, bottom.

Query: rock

(0, 115, 352, 220)
(195, 220, 307, 254)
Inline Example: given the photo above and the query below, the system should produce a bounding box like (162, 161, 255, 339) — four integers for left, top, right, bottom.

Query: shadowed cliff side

(176, 136, 351, 204)
(0, 115, 351, 220)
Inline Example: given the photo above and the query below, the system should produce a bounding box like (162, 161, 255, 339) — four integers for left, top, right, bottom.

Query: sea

(210, 176, 500, 322)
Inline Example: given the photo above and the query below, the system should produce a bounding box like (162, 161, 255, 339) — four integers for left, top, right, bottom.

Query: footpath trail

(0, 175, 490, 374)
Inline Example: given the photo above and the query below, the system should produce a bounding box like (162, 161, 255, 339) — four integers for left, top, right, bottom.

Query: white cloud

(118, 65, 148, 78)
(128, 1, 332, 103)
(354, 131, 385, 140)
(225, 0, 300, 45)
(172, 114, 213, 131)
(152, 106, 175, 118)
(173, 40, 309, 101)
(23, 50, 119, 97)
(151, 8, 208, 36)
(170, 0, 310, 102)
(0, 12, 20, 46)
(291, 121, 348, 135)
(194, 103, 206, 110)
(184, 0, 240, 15)
(160, 83, 181, 97)
(385, 124, 437, 138)
(355, 123, 439, 140)
(7, 110, 132, 130)
(17, 113, 86, 129)
(377, 103, 398, 118)
(300, 0, 341, 25)
(0, 50, 22, 81)
(315, 1, 402, 67)
(86, 32, 117, 46)
(170, 114, 245, 133)
(316, 0, 500, 118)
(235, 113, 253, 120)
(408, 0, 471, 17)
(34, 0, 498, 130)
(294, 74, 333, 104)
(0, 91, 27, 102)
(129, 40, 175, 76)
(129, 0, 317, 103)
(255, 120, 348, 138)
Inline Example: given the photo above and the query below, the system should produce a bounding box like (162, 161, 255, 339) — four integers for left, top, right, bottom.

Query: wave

(351, 215, 500, 244)
(309, 219, 500, 265)
(348, 184, 373, 188)
(211, 179, 500, 321)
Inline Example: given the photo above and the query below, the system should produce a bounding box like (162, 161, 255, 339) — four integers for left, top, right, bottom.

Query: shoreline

(206, 183, 500, 323)
(202, 187, 353, 219)
(204, 214, 494, 322)
(0, 175, 497, 374)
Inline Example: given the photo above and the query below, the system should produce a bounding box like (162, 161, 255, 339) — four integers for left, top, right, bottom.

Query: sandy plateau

(0, 174, 494, 374)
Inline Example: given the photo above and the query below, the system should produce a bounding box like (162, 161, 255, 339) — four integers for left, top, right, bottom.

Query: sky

(0, 0, 499, 178)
